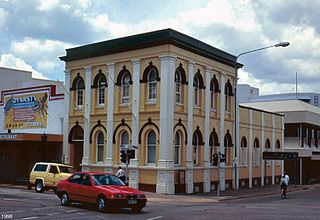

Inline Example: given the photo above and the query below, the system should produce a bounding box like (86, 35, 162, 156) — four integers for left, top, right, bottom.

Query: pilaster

(219, 73, 226, 190)
(63, 69, 70, 164)
(249, 109, 253, 188)
(157, 55, 176, 194)
(186, 61, 195, 194)
(203, 67, 211, 193)
(82, 66, 91, 169)
(105, 63, 115, 171)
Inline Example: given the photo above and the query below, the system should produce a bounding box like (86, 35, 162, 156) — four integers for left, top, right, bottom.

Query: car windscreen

(92, 174, 125, 186)
(59, 166, 74, 173)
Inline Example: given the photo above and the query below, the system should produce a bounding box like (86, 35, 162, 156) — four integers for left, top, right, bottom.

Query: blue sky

(1, 0, 320, 94)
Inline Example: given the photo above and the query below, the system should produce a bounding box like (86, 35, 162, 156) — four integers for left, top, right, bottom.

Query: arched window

(147, 131, 156, 164)
(275, 139, 281, 165)
(97, 131, 104, 162)
(210, 76, 219, 110)
(121, 72, 130, 104)
(254, 138, 260, 166)
(75, 78, 84, 107)
(209, 133, 214, 165)
(209, 129, 219, 166)
(193, 76, 200, 106)
(175, 71, 182, 104)
(265, 139, 271, 165)
(241, 137, 247, 166)
(174, 132, 181, 165)
(192, 132, 199, 165)
(148, 69, 157, 101)
(224, 130, 232, 165)
(225, 80, 233, 112)
(97, 75, 106, 105)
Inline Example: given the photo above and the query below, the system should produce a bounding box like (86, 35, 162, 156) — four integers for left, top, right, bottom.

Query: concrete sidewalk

(145, 184, 312, 203)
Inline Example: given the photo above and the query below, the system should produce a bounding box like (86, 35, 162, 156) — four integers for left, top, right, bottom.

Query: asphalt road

(0, 185, 319, 220)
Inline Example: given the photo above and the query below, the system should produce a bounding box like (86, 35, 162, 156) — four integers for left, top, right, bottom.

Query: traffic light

(220, 153, 226, 163)
(129, 149, 135, 159)
(120, 150, 126, 163)
(212, 153, 218, 166)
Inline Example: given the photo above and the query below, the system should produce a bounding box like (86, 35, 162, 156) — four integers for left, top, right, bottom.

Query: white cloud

(0, 8, 9, 30)
(37, 0, 60, 11)
(0, 54, 46, 79)
(10, 37, 73, 72)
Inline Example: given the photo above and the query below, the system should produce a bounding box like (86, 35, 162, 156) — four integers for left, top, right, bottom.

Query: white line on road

(66, 209, 79, 213)
(48, 212, 59, 215)
(22, 217, 38, 220)
(146, 216, 163, 220)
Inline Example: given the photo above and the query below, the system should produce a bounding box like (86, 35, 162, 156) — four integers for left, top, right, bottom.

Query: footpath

(146, 184, 312, 204)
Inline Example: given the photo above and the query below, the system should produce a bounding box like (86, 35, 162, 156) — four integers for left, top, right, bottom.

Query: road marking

(48, 212, 59, 215)
(22, 217, 38, 220)
(66, 209, 79, 213)
(146, 216, 163, 220)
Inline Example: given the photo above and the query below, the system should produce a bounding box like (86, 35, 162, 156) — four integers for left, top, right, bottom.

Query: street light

(233, 41, 290, 190)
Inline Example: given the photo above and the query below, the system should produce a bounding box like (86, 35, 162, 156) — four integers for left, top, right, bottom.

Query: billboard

(3, 93, 48, 129)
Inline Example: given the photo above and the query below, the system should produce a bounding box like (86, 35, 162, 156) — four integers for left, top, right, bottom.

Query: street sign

(263, 152, 298, 160)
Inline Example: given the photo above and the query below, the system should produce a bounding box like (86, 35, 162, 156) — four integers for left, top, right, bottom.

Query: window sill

(119, 103, 130, 107)
(194, 106, 201, 110)
(96, 104, 105, 109)
(176, 102, 183, 106)
(146, 100, 157, 105)
(210, 109, 217, 112)
(240, 165, 248, 168)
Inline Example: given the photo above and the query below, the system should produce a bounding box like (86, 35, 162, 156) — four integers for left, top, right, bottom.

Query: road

(0, 185, 319, 220)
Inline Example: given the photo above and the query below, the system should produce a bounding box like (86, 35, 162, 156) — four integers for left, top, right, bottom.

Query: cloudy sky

(0, 0, 319, 95)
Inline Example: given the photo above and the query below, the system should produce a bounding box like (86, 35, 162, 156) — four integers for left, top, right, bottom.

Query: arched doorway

(69, 124, 84, 171)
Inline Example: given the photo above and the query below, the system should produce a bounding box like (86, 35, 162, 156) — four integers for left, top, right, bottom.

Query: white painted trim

(261, 112, 265, 186)
(272, 114, 275, 184)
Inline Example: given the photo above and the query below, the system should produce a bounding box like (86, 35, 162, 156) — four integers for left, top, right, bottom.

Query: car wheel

(61, 192, 71, 206)
(97, 196, 107, 212)
(35, 180, 45, 193)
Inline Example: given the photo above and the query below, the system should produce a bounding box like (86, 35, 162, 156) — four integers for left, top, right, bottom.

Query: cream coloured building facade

(60, 29, 283, 194)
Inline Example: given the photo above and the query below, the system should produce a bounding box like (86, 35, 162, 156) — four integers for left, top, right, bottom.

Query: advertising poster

(4, 93, 48, 129)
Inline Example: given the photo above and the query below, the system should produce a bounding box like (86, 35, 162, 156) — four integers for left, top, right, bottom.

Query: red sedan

(55, 172, 147, 213)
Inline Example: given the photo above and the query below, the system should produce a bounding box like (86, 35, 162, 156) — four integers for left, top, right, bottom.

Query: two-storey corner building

(60, 29, 284, 194)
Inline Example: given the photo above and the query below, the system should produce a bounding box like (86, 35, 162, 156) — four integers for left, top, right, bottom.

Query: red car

(55, 172, 147, 213)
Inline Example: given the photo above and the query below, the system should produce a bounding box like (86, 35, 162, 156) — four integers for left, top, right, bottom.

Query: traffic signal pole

(125, 146, 129, 185)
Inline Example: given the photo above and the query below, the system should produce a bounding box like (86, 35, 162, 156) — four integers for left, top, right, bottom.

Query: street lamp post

(233, 41, 289, 190)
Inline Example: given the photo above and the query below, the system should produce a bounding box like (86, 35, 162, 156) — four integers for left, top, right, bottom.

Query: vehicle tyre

(61, 192, 71, 206)
(35, 180, 45, 193)
(97, 196, 107, 212)
(132, 206, 143, 214)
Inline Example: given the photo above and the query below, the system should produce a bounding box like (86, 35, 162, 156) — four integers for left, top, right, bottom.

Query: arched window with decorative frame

(224, 80, 233, 113)
(265, 138, 271, 165)
(147, 130, 156, 164)
(241, 136, 248, 166)
(224, 130, 233, 165)
(192, 132, 199, 165)
(174, 131, 181, 165)
(193, 76, 200, 107)
(74, 76, 84, 107)
(209, 128, 219, 166)
(175, 71, 182, 104)
(121, 72, 131, 104)
(254, 138, 260, 166)
(96, 131, 104, 162)
(275, 139, 281, 165)
(148, 69, 157, 101)
(210, 75, 219, 110)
